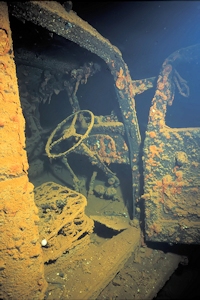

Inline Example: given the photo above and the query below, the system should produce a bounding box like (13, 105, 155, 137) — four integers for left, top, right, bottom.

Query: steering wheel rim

(45, 110, 94, 159)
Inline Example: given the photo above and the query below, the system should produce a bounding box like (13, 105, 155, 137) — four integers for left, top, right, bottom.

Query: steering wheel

(45, 110, 94, 159)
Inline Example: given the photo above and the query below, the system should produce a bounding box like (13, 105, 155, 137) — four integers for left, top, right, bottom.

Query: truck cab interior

(1, 2, 200, 299)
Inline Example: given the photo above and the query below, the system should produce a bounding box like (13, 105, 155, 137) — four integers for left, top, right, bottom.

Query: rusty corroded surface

(0, 2, 47, 299)
(9, 0, 141, 217)
(34, 182, 94, 262)
(85, 132, 129, 165)
(44, 225, 141, 300)
(131, 76, 155, 95)
(143, 45, 200, 244)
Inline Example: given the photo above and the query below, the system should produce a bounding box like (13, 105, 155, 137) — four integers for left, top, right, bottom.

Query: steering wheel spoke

(45, 110, 94, 158)
(50, 138, 61, 149)
(74, 132, 82, 138)
(71, 113, 78, 126)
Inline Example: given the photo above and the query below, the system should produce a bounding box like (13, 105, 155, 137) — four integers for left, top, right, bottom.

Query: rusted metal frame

(143, 44, 200, 243)
(14, 48, 78, 75)
(147, 43, 200, 131)
(164, 43, 200, 67)
(9, 1, 141, 218)
(131, 76, 156, 95)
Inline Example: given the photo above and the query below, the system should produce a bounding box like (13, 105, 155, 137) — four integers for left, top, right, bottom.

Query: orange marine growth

(157, 81, 165, 91)
(149, 145, 162, 158)
(116, 67, 125, 90)
(174, 170, 183, 182)
(149, 131, 156, 138)
(148, 222, 162, 237)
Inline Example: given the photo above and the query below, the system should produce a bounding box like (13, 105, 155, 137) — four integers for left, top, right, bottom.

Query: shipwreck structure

(1, 1, 200, 299)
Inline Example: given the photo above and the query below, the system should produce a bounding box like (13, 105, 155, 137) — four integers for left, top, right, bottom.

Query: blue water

(72, 1, 200, 129)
